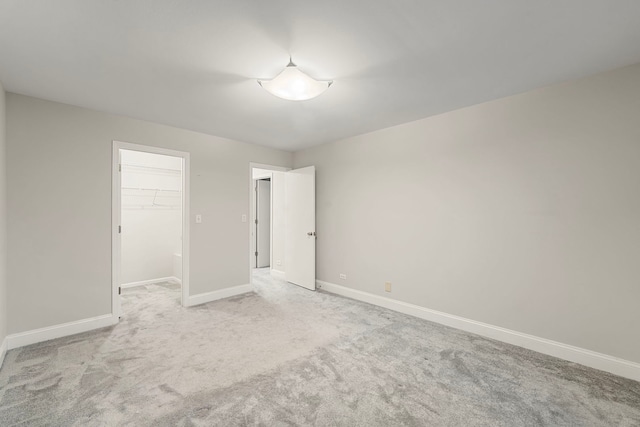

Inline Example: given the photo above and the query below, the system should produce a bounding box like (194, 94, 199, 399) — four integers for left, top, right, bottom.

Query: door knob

(307, 231, 316, 236)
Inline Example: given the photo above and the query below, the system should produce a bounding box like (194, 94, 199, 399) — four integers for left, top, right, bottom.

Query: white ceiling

(2, 1, 640, 151)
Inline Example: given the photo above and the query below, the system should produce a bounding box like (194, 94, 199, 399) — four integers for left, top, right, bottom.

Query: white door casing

(112, 140, 190, 318)
(285, 166, 316, 290)
(113, 147, 122, 317)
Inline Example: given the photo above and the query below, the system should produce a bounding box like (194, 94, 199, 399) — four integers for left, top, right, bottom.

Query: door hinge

(255, 251, 258, 257)
(255, 219, 258, 224)
(118, 225, 121, 233)
(118, 286, 121, 295)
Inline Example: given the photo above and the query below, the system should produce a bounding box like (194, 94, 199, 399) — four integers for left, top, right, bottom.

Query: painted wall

(6, 94, 292, 334)
(252, 169, 272, 180)
(120, 150, 182, 284)
(0, 81, 7, 354)
(294, 63, 640, 363)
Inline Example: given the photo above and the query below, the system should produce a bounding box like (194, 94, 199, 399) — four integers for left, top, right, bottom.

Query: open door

(285, 166, 316, 290)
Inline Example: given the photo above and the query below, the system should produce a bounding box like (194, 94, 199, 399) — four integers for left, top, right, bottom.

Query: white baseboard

(0, 336, 7, 369)
(186, 284, 252, 307)
(317, 280, 640, 382)
(121, 277, 177, 289)
(6, 314, 118, 350)
(270, 269, 286, 280)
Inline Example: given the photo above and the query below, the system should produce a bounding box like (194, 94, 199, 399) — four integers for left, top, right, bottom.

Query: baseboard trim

(317, 280, 640, 382)
(6, 314, 118, 350)
(186, 284, 252, 307)
(0, 336, 7, 369)
(121, 277, 177, 289)
(270, 269, 286, 280)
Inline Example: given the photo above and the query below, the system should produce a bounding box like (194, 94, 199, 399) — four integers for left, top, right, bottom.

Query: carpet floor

(1, 268, 639, 426)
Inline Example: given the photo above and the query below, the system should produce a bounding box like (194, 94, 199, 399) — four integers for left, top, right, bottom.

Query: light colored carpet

(1, 268, 639, 426)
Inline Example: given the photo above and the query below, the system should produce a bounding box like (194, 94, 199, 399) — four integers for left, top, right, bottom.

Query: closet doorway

(112, 141, 190, 318)
(249, 164, 289, 282)
(248, 163, 316, 290)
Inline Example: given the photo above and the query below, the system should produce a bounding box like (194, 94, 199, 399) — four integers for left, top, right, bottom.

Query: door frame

(112, 140, 191, 318)
(255, 178, 272, 268)
(248, 162, 289, 286)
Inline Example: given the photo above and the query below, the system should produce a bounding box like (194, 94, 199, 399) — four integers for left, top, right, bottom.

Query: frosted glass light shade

(258, 64, 332, 101)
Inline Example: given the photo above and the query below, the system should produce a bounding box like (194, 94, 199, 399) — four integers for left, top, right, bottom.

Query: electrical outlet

(276, 259, 282, 266)
(195, 214, 202, 224)
(385, 282, 392, 292)
(339, 273, 347, 280)
(241, 214, 247, 223)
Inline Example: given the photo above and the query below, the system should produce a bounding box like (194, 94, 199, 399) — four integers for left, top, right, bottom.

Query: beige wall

(0, 81, 6, 350)
(6, 94, 292, 334)
(294, 63, 640, 363)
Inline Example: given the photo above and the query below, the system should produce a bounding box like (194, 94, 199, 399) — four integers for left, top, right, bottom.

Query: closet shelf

(122, 187, 182, 209)
(122, 187, 181, 193)
(122, 205, 181, 210)
(121, 164, 181, 176)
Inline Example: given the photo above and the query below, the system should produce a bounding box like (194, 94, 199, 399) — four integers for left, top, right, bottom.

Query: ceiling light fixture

(258, 58, 332, 101)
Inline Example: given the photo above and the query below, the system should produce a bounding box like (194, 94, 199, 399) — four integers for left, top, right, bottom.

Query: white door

(256, 179, 271, 267)
(285, 166, 316, 290)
